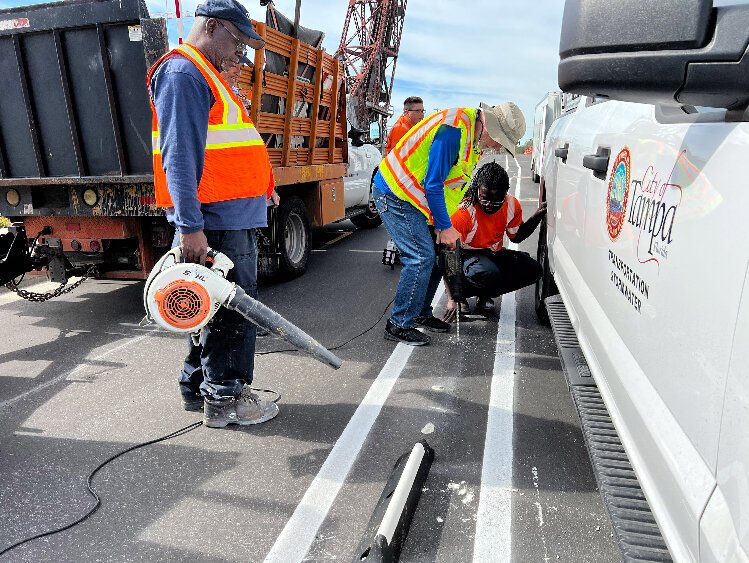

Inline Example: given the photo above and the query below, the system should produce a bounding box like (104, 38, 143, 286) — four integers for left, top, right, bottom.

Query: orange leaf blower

(142, 247, 342, 369)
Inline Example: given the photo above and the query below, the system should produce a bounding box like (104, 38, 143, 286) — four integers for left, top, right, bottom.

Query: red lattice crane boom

(335, 0, 408, 145)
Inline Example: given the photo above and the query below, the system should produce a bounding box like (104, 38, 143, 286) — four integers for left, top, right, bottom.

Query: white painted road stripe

(472, 289, 516, 562)
(264, 344, 415, 563)
(263, 285, 444, 563)
(473, 160, 522, 561)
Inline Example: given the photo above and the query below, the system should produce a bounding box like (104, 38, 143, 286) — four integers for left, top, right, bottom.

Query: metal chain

(4, 266, 98, 302)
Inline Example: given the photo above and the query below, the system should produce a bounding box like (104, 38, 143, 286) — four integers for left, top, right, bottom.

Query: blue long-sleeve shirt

(150, 55, 267, 233)
(374, 124, 461, 230)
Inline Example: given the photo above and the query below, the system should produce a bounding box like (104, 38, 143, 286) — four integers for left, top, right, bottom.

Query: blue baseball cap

(195, 0, 263, 44)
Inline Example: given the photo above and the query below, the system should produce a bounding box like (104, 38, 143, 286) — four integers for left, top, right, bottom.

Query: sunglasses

(478, 195, 505, 209)
(406, 108, 425, 114)
(217, 20, 247, 57)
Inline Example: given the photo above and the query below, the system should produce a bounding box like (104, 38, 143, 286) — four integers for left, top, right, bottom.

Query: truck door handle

(583, 147, 611, 180)
(554, 146, 569, 161)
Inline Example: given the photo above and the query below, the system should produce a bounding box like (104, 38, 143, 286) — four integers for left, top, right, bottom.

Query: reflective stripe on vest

(147, 44, 272, 207)
(380, 107, 481, 223)
(152, 128, 266, 154)
(463, 206, 480, 248)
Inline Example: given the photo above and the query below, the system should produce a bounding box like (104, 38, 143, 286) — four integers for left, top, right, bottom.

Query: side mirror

(558, 0, 749, 110)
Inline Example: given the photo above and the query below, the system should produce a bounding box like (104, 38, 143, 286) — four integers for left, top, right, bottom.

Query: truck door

(577, 103, 749, 561)
(545, 96, 615, 307)
(701, 260, 749, 562)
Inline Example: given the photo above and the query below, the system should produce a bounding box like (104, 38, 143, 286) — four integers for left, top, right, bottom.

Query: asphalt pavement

(0, 155, 620, 562)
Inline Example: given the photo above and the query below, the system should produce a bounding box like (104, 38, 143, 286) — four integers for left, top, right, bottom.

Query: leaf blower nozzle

(142, 248, 342, 369)
(226, 285, 342, 369)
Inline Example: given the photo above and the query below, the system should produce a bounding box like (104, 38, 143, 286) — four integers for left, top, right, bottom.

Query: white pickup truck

(344, 141, 384, 229)
(538, 1, 749, 561)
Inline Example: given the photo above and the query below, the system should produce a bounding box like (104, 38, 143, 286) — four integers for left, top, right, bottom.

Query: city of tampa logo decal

(606, 148, 631, 241)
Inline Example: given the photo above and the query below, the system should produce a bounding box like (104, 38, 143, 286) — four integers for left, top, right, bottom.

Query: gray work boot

(182, 393, 204, 412)
(203, 386, 279, 428)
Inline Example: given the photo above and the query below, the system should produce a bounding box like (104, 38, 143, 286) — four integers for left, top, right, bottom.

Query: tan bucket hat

(478, 101, 526, 156)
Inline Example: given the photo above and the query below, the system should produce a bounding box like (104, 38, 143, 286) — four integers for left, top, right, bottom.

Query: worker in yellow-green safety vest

(372, 102, 526, 346)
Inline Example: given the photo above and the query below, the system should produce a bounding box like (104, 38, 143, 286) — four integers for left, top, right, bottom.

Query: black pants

(176, 229, 258, 401)
(462, 248, 542, 298)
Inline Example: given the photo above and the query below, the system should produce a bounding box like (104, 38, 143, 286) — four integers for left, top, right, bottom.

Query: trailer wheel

(278, 196, 311, 279)
(350, 175, 382, 229)
(535, 219, 558, 325)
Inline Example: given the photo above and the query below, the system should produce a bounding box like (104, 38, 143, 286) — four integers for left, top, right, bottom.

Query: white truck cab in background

(539, 1, 749, 561)
(344, 141, 383, 228)
(531, 92, 562, 184)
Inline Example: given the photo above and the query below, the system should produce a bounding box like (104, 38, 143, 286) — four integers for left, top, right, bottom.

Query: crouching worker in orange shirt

(444, 161, 547, 322)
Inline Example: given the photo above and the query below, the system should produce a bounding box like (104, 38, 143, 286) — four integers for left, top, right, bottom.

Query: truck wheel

(350, 177, 382, 229)
(278, 196, 311, 279)
(535, 219, 558, 324)
(532, 164, 540, 184)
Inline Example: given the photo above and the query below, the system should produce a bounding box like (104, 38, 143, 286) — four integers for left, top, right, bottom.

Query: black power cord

(255, 296, 395, 357)
(249, 386, 282, 404)
(0, 421, 203, 558)
(0, 296, 395, 558)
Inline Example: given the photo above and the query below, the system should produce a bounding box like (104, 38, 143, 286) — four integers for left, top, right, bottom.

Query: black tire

(277, 196, 311, 279)
(350, 176, 382, 229)
(535, 219, 558, 325)
(532, 165, 540, 184)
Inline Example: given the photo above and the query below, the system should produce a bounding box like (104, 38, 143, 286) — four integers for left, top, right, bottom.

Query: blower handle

(204, 248, 234, 278)
(165, 246, 235, 279)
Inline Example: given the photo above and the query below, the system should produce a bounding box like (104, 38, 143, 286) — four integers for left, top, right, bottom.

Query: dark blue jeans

(373, 186, 443, 328)
(462, 248, 542, 298)
(175, 229, 258, 401)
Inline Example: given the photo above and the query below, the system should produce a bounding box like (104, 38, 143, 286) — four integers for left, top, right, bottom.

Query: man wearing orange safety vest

(372, 103, 526, 345)
(148, 0, 279, 427)
(385, 96, 425, 154)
